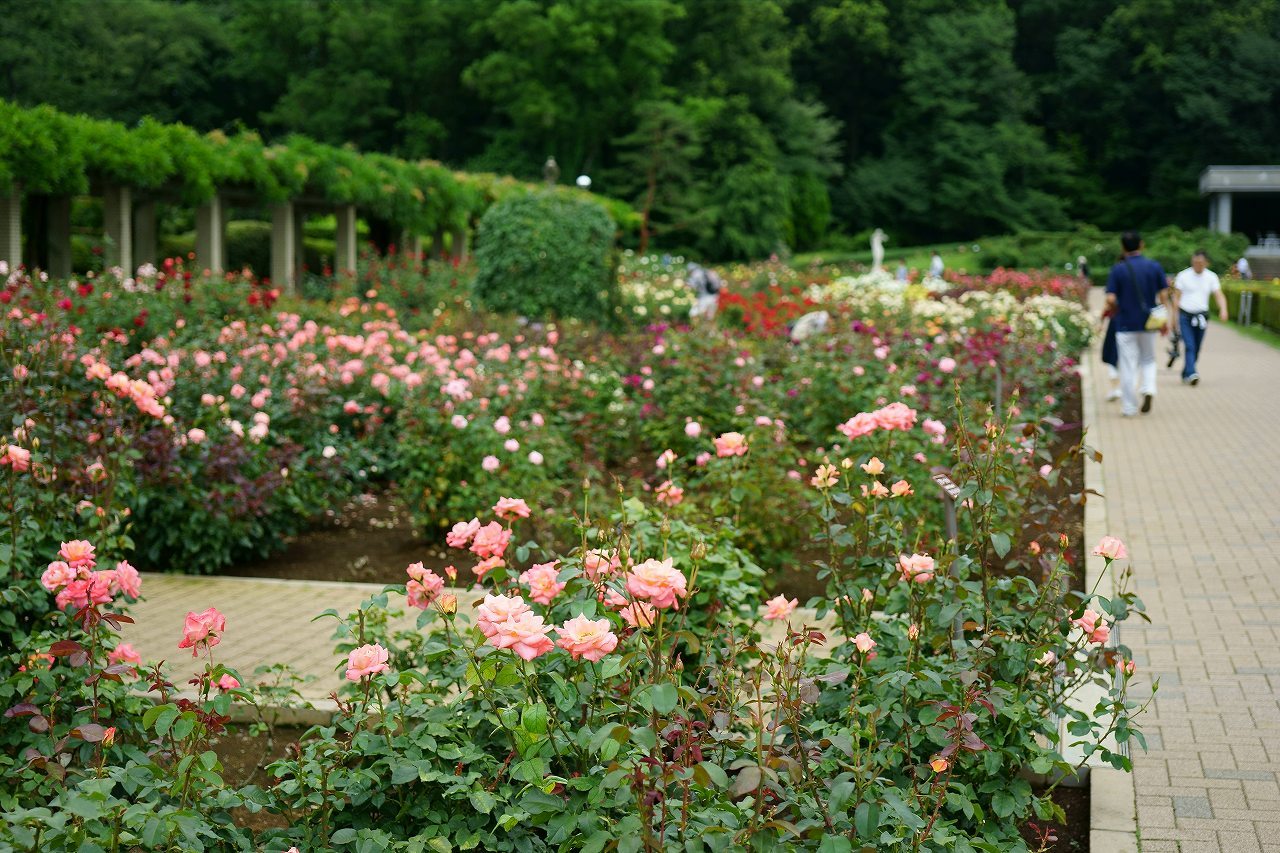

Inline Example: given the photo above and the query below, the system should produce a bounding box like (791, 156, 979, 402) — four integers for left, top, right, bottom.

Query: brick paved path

(1086, 290, 1280, 850)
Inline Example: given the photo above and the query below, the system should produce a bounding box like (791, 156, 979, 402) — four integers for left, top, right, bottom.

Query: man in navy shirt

(1105, 231, 1172, 417)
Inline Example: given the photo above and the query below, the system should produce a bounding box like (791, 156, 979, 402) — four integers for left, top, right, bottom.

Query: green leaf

(469, 789, 497, 814)
(991, 790, 1016, 818)
(990, 532, 1011, 559)
(521, 702, 548, 735)
(699, 761, 728, 787)
(854, 801, 879, 837)
(640, 683, 678, 714)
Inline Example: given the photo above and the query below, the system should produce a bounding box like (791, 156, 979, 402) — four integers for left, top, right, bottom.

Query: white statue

(870, 228, 887, 272)
(789, 310, 830, 343)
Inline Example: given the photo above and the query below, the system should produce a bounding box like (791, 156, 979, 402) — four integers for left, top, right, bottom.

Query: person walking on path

(1105, 231, 1173, 416)
(1171, 250, 1229, 386)
(686, 262, 724, 321)
(1100, 305, 1122, 401)
(928, 250, 945, 279)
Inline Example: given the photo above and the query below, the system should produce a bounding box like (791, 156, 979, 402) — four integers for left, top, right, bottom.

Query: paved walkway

(1086, 291, 1280, 850)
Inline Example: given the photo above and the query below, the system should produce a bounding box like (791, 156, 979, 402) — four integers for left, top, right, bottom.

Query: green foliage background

(1, 0, 1278, 257)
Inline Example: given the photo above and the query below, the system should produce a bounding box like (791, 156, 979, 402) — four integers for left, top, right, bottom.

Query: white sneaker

(1106, 389, 1121, 401)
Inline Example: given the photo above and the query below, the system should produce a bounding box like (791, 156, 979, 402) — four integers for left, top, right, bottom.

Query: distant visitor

(686, 262, 724, 321)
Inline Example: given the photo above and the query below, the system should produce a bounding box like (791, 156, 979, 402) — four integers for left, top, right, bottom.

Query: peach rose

(112, 561, 142, 599)
(470, 522, 511, 559)
(582, 549, 621, 580)
(619, 599, 657, 628)
(493, 497, 531, 520)
(177, 607, 226, 656)
(873, 402, 917, 431)
(656, 480, 684, 506)
(860, 456, 885, 475)
(890, 479, 913, 497)
(41, 561, 76, 593)
(345, 643, 390, 681)
(488, 610, 554, 661)
(1, 445, 31, 472)
(853, 632, 877, 653)
(555, 614, 619, 662)
(713, 432, 748, 458)
(445, 518, 481, 548)
(520, 562, 566, 606)
(59, 540, 96, 569)
(898, 553, 935, 583)
(1092, 536, 1127, 561)
(763, 594, 798, 621)
(475, 593, 531, 638)
(836, 412, 877, 440)
(406, 562, 445, 609)
(107, 642, 142, 667)
(625, 558, 688, 609)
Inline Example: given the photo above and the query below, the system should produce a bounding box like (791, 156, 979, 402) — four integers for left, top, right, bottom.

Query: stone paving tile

(1085, 289, 1280, 849)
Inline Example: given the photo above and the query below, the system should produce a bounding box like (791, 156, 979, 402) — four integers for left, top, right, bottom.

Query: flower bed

(0, 256, 1144, 849)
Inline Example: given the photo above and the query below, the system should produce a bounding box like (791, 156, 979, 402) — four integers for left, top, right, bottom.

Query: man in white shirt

(1236, 256, 1252, 280)
(1172, 250, 1229, 386)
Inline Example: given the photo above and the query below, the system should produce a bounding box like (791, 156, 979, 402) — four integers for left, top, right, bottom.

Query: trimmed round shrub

(472, 192, 617, 321)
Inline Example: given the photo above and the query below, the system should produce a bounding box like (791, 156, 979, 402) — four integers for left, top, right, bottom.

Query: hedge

(0, 100, 638, 238)
(1223, 281, 1280, 333)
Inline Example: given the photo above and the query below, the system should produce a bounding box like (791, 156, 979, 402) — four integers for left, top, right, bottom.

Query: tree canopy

(1, 0, 1277, 258)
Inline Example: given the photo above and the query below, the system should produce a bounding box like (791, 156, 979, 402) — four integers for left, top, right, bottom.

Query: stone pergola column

(102, 185, 133, 273)
(46, 195, 72, 279)
(334, 204, 358, 274)
(0, 187, 21, 271)
(195, 193, 227, 273)
(449, 226, 468, 263)
(400, 229, 423, 263)
(430, 228, 447, 260)
(271, 202, 297, 293)
(1211, 192, 1233, 235)
(132, 200, 158, 269)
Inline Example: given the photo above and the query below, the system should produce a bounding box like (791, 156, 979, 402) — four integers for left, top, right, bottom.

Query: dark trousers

(1179, 310, 1207, 379)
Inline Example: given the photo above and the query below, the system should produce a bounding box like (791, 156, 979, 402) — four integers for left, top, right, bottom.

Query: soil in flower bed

(225, 493, 442, 585)
(1024, 784, 1090, 852)
(216, 724, 308, 832)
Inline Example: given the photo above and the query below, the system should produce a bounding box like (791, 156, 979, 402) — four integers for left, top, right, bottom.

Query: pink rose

(216, 674, 240, 690)
(59, 540, 96, 569)
(177, 607, 226, 656)
(582, 549, 621, 580)
(41, 561, 76, 592)
(626, 558, 688, 609)
(695, 451, 711, 466)
(472, 555, 505, 579)
(520, 562, 566, 606)
(112, 560, 142, 599)
(922, 418, 947, 444)
(527, 450, 544, 465)
(1092, 536, 1127, 561)
(854, 632, 877, 653)
(445, 518, 480, 548)
(475, 593, 531, 638)
(470, 522, 511, 559)
(938, 357, 957, 373)
(481, 455, 500, 472)
(1, 445, 32, 472)
(873, 402, 917, 432)
(406, 562, 445, 609)
(763, 594, 798, 621)
(655, 480, 684, 506)
(713, 432, 748, 458)
(555, 614, 619, 661)
(619, 599, 657, 628)
(108, 642, 142, 667)
(836, 413, 878, 440)
(1073, 609, 1110, 644)
(898, 553, 935, 584)
(187, 428, 206, 444)
(488, 610, 554, 661)
(685, 421, 702, 438)
(493, 497, 531, 520)
(345, 643, 391, 681)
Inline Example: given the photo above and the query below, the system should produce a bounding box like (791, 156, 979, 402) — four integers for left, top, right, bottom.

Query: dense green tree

(2, 0, 1276, 255)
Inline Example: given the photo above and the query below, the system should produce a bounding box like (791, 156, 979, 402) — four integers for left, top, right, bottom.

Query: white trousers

(1116, 331, 1157, 415)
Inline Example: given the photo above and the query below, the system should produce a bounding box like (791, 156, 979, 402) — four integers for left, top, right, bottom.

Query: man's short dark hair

(1121, 231, 1142, 252)
(1193, 249, 1208, 259)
